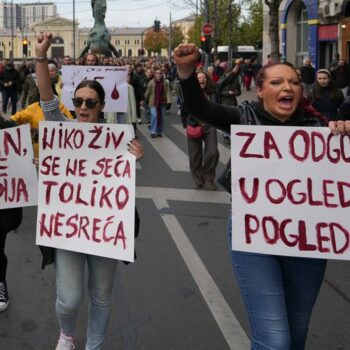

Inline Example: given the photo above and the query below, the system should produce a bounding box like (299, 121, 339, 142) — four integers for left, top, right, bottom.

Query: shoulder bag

(186, 124, 204, 138)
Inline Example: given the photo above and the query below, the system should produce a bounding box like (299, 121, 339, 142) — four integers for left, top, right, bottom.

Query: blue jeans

(150, 105, 166, 135)
(55, 249, 118, 350)
(227, 214, 326, 350)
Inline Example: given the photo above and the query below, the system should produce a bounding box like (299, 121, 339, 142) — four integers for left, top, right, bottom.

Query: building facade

(263, 0, 350, 69)
(0, 14, 194, 60)
(0, 1, 57, 30)
(172, 15, 196, 42)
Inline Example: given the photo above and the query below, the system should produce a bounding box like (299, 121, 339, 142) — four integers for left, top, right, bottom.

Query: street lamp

(22, 38, 28, 58)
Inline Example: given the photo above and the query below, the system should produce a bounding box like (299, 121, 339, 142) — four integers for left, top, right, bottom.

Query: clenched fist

(174, 44, 200, 80)
(35, 32, 53, 57)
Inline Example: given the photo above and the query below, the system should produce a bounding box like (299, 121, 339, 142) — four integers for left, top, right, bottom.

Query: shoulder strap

(241, 101, 257, 125)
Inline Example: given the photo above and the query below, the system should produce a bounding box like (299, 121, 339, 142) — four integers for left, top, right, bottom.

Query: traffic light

(200, 35, 211, 54)
(154, 20, 161, 32)
(22, 39, 28, 56)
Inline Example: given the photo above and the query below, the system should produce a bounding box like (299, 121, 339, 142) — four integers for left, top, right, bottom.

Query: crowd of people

(0, 32, 350, 350)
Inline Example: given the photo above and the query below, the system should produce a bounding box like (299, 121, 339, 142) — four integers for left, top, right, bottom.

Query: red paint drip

(111, 83, 119, 100)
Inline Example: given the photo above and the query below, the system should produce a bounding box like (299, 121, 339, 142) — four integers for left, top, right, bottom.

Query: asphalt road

(1, 86, 350, 350)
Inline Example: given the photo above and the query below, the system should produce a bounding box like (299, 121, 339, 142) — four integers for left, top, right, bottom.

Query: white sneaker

(0, 280, 9, 311)
(55, 333, 75, 350)
(137, 118, 142, 124)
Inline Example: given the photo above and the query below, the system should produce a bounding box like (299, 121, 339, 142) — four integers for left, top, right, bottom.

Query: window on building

(134, 39, 139, 45)
(296, 5, 308, 67)
(125, 40, 129, 45)
(115, 40, 120, 45)
(128, 49, 132, 56)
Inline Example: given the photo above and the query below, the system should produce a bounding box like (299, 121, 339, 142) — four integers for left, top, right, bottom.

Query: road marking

(153, 198, 249, 350)
(138, 124, 190, 171)
(172, 124, 231, 165)
(136, 186, 230, 204)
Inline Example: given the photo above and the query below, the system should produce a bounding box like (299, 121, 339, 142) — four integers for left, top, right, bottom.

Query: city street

(1, 87, 350, 350)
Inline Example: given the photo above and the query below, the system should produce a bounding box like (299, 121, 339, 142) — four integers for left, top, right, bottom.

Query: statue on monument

(80, 0, 119, 58)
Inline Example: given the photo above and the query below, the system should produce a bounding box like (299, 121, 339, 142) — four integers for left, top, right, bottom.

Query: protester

(182, 71, 219, 190)
(309, 69, 344, 121)
(0, 62, 22, 115)
(82, 52, 99, 66)
(218, 64, 241, 145)
(35, 32, 144, 350)
(134, 63, 147, 124)
(21, 70, 40, 108)
(0, 119, 23, 312)
(329, 58, 350, 97)
(48, 63, 63, 99)
(142, 68, 154, 125)
(174, 43, 350, 350)
(242, 58, 254, 91)
(299, 57, 315, 97)
(145, 68, 171, 138)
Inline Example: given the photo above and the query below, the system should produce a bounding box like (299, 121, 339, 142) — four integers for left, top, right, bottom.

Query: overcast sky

(50, 0, 193, 28)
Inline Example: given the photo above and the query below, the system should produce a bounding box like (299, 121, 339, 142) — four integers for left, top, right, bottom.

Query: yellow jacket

(11, 101, 73, 158)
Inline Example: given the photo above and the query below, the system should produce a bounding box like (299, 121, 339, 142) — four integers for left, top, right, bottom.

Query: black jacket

(179, 72, 327, 193)
(179, 72, 326, 132)
(0, 64, 22, 91)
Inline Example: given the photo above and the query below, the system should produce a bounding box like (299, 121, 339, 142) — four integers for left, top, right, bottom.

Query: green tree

(144, 29, 168, 54)
(239, 0, 263, 47)
(264, 0, 282, 62)
(184, 0, 264, 55)
(187, 15, 204, 46)
(169, 24, 185, 50)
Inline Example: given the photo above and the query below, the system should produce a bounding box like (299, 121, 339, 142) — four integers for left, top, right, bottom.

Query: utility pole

(204, 0, 210, 69)
(213, 0, 218, 61)
(73, 0, 76, 60)
(228, 0, 233, 69)
(10, 0, 14, 62)
(168, 12, 172, 58)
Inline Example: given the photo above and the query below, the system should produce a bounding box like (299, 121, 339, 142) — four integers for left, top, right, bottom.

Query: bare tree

(264, 0, 282, 62)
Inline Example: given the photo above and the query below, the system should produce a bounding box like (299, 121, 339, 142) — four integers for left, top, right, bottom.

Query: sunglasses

(72, 97, 99, 109)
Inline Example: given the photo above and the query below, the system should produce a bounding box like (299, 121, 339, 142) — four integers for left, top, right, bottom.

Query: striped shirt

(40, 96, 73, 122)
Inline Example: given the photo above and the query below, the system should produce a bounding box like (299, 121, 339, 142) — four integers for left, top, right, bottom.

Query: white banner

(36, 121, 136, 262)
(231, 125, 350, 260)
(61, 65, 128, 112)
(0, 124, 37, 208)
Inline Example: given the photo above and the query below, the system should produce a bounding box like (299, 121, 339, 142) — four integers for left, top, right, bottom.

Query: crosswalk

(135, 122, 249, 350)
(138, 122, 231, 172)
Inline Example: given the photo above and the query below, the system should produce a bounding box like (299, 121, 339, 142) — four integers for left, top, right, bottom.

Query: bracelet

(35, 56, 48, 62)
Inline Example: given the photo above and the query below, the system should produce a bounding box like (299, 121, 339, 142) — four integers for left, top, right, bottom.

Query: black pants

(2, 88, 18, 115)
(0, 207, 22, 280)
(0, 233, 7, 281)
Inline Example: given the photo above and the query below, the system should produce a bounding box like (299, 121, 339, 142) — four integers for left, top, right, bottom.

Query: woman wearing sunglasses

(35, 32, 144, 350)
